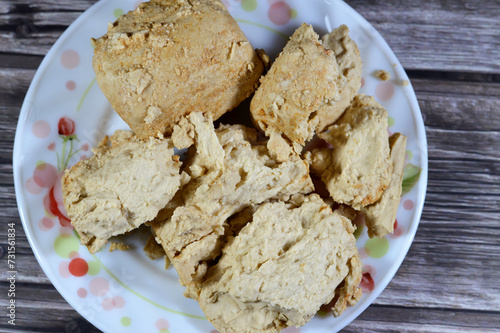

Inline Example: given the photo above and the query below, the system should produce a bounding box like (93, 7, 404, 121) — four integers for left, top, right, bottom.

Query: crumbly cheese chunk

(250, 23, 342, 145)
(92, 0, 263, 138)
(307, 94, 392, 209)
(151, 113, 313, 298)
(250, 24, 362, 150)
(362, 133, 407, 238)
(143, 233, 167, 260)
(320, 24, 363, 129)
(198, 194, 361, 333)
(62, 130, 182, 253)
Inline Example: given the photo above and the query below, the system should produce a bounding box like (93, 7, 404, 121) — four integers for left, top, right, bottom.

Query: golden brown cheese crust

(250, 23, 342, 145)
(108, 241, 129, 252)
(332, 254, 362, 316)
(361, 132, 407, 238)
(250, 24, 362, 147)
(198, 194, 361, 333)
(151, 113, 313, 298)
(62, 130, 182, 253)
(319, 24, 363, 130)
(307, 94, 392, 209)
(143, 233, 167, 260)
(374, 69, 391, 81)
(93, 0, 263, 138)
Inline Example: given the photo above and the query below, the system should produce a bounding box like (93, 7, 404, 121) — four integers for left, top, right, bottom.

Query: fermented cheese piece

(250, 23, 342, 146)
(362, 133, 407, 238)
(307, 94, 392, 209)
(93, 0, 263, 138)
(198, 194, 361, 333)
(250, 24, 362, 149)
(151, 113, 313, 298)
(62, 130, 182, 253)
(320, 24, 363, 129)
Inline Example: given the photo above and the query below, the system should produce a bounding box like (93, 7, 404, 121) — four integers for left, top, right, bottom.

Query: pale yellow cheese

(198, 194, 361, 333)
(307, 94, 392, 209)
(62, 130, 182, 253)
(152, 113, 314, 298)
(362, 133, 407, 238)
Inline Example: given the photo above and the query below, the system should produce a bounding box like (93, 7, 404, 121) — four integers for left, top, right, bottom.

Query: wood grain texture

(0, 283, 100, 332)
(1, 0, 499, 332)
(344, 305, 500, 333)
(0, 0, 499, 72)
(349, 0, 500, 73)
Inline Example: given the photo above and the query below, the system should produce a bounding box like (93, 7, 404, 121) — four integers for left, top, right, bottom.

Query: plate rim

(314, 1, 428, 331)
(12, 0, 120, 332)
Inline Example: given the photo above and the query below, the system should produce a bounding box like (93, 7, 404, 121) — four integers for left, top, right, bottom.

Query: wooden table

(1, 1, 499, 332)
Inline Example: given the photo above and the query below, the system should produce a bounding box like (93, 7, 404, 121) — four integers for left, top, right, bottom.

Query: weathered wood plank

(426, 128, 499, 159)
(0, 53, 42, 69)
(1, 281, 500, 333)
(347, 305, 500, 333)
(1, 282, 499, 333)
(0, 0, 97, 14)
(375, 235, 500, 311)
(378, 24, 498, 73)
(0, 0, 499, 72)
(414, 79, 500, 132)
(349, 0, 500, 73)
(0, 68, 34, 106)
(0, 242, 51, 284)
(0, 283, 100, 332)
(408, 69, 500, 85)
(0, 11, 81, 27)
(0, 30, 63, 58)
(0, 282, 71, 309)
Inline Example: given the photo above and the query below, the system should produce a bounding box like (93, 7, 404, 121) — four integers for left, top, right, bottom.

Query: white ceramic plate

(13, 0, 428, 332)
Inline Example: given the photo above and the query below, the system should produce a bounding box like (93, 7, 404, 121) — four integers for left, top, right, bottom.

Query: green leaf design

(77, 77, 97, 112)
(353, 224, 364, 240)
(402, 163, 421, 195)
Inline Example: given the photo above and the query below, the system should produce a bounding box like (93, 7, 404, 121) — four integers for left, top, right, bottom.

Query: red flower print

(58, 117, 75, 136)
(48, 142, 55, 151)
(360, 272, 375, 293)
(43, 174, 72, 228)
(55, 117, 80, 170)
(391, 219, 404, 238)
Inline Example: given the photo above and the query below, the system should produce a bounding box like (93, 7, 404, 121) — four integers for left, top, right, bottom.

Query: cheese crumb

(375, 70, 391, 81)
